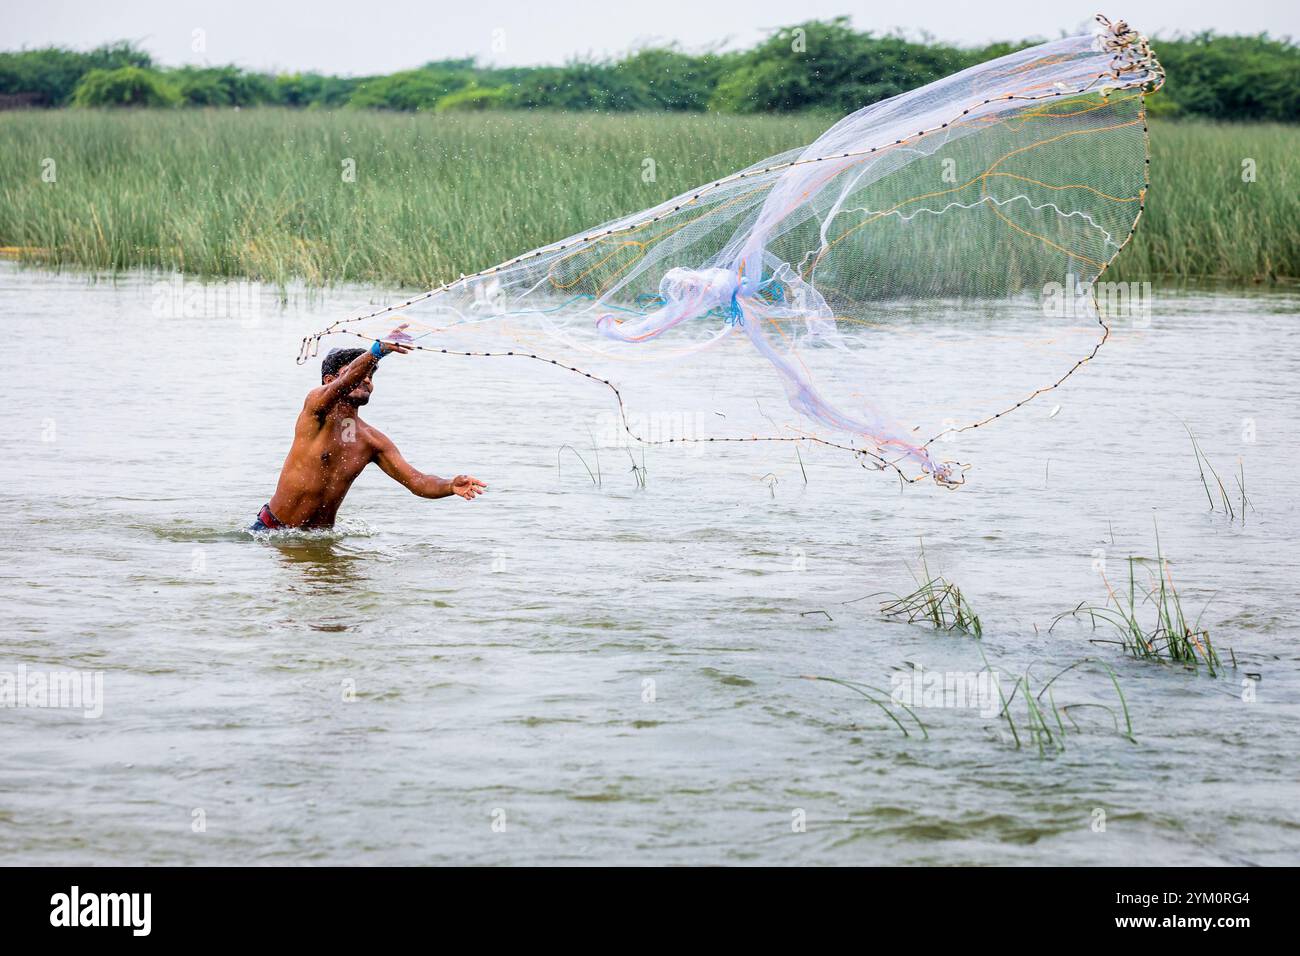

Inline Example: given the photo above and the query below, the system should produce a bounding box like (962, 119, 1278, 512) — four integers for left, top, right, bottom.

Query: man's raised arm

(305, 325, 411, 416)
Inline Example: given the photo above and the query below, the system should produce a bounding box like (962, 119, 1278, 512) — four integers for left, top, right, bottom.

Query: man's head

(321, 348, 375, 406)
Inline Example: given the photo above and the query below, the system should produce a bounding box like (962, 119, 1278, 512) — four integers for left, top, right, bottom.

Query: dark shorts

(249, 503, 285, 532)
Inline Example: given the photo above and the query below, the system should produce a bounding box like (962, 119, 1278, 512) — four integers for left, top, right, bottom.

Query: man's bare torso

(255, 335, 485, 531)
(267, 407, 383, 529)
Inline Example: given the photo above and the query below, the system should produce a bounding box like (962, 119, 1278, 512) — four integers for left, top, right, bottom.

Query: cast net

(300, 14, 1163, 486)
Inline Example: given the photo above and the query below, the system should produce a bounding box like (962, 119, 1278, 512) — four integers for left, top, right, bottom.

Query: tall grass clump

(875, 543, 982, 639)
(1055, 530, 1226, 675)
(987, 654, 1136, 756)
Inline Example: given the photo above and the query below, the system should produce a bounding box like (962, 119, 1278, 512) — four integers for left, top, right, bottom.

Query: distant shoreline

(3, 28, 1298, 122)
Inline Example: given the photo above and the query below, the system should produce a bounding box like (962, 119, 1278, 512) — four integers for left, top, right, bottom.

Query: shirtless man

(251, 326, 486, 531)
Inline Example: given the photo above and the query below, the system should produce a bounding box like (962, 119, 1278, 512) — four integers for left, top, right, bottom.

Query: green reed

(986, 652, 1137, 756)
(1055, 529, 1225, 675)
(1184, 423, 1253, 521)
(876, 543, 982, 639)
(802, 675, 929, 739)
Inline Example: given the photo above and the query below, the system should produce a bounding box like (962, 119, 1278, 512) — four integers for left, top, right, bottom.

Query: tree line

(2, 20, 1296, 120)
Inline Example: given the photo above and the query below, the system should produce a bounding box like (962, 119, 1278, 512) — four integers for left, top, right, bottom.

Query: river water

(2, 264, 1297, 865)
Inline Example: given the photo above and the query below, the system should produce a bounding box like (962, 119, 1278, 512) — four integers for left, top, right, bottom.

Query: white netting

(302, 15, 1163, 486)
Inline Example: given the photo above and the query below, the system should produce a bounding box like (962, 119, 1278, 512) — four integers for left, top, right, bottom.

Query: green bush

(434, 85, 512, 112)
(70, 67, 179, 108)
(274, 72, 358, 109)
(610, 48, 733, 111)
(173, 66, 278, 107)
(0, 42, 151, 106)
(709, 19, 968, 113)
(347, 69, 471, 111)
(1143, 88, 1183, 117)
(1, 29, 1297, 120)
(1155, 33, 1300, 121)
(509, 62, 643, 111)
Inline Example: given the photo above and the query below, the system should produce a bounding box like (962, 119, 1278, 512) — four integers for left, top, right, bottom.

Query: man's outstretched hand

(451, 475, 487, 500)
(379, 323, 414, 356)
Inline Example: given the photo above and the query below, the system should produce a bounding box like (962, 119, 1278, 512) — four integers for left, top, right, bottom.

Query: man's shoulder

(299, 386, 332, 419)
(357, 419, 394, 449)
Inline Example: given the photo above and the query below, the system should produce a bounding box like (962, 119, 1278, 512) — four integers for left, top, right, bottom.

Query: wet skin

(266, 326, 486, 529)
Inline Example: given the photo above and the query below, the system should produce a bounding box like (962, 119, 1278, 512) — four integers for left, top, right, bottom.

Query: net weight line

(304, 326, 950, 486)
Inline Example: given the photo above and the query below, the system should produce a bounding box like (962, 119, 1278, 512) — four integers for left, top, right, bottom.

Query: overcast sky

(3, 1, 1296, 73)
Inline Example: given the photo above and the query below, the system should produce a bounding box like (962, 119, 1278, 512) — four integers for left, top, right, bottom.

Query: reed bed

(1, 109, 1296, 287)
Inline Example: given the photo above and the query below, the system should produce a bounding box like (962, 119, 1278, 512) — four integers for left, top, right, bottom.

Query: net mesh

(301, 15, 1163, 486)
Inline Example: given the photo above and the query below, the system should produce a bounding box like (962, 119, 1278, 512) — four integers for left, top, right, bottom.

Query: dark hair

(321, 348, 369, 382)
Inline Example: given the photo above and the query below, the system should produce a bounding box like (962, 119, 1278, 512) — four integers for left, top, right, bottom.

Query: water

(2, 263, 1298, 865)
